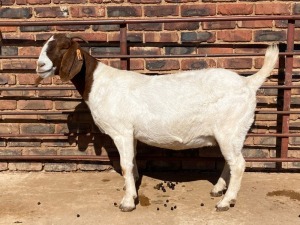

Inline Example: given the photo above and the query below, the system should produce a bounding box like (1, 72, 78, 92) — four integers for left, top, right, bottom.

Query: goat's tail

(246, 44, 279, 91)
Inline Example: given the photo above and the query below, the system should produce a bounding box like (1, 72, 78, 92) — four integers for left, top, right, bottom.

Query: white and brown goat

(36, 34, 279, 212)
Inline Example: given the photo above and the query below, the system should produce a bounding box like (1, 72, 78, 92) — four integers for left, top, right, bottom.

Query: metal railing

(1, 15, 300, 168)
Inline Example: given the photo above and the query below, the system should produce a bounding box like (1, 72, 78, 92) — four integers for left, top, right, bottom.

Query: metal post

(120, 23, 128, 70)
(278, 20, 295, 169)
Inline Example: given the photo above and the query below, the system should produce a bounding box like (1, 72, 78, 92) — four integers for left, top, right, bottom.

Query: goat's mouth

(36, 67, 56, 78)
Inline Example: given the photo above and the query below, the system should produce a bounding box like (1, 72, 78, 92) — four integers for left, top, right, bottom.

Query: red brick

(218, 3, 253, 15)
(0, 124, 19, 134)
(146, 59, 180, 71)
(2, 59, 36, 70)
(130, 47, 161, 56)
(15, 0, 27, 4)
(238, 20, 273, 28)
(108, 32, 120, 42)
(217, 58, 253, 69)
(35, 7, 68, 18)
(0, 74, 16, 85)
(130, 59, 144, 70)
(255, 3, 291, 15)
(0, 163, 8, 171)
(202, 21, 235, 30)
(181, 4, 216, 17)
(129, 0, 161, 3)
(109, 60, 120, 69)
(0, 27, 17, 32)
(55, 101, 81, 110)
(1, 0, 14, 5)
(165, 22, 199, 31)
(0, 7, 32, 19)
(217, 30, 252, 42)
(2, 33, 35, 41)
(17, 74, 50, 85)
(197, 47, 233, 55)
(27, 0, 51, 4)
(0, 100, 17, 110)
(144, 5, 179, 17)
(53, 0, 86, 3)
(44, 163, 77, 172)
(181, 59, 216, 70)
(38, 90, 72, 97)
(9, 163, 43, 171)
(128, 23, 162, 31)
(20, 124, 55, 134)
(145, 32, 179, 43)
(18, 100, 53, 110)
(70, 6, 105, 18)
(166, 0, 197, 2)
(19, 47, 41, 56)
(107, 6, 142, 17)
(90, 0, 103, 3)
(74, 33, 107, 42)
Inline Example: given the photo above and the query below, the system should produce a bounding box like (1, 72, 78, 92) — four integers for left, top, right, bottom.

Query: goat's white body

(36, 37, 279, 212)
(88, 65, 255, 150)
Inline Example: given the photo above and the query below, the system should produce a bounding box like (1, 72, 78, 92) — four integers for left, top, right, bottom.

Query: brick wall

(0, 0, 299, 172)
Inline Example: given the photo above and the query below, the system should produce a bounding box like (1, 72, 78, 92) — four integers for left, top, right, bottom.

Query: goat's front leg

(114, 135, 137, 212)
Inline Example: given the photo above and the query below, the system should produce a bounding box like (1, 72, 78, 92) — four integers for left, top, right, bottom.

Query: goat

(36, 34, 279, 212)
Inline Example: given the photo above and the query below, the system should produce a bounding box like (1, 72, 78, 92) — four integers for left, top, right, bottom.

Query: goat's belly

(135, 132, 217, 150)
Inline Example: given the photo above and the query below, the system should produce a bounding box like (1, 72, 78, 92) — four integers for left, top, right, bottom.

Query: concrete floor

(0, 171, 299, 225)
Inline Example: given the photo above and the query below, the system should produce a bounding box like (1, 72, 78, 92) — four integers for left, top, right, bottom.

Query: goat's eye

(61, 42, 71, 49)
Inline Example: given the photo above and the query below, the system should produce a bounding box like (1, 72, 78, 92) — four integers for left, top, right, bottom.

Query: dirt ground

(0, 171, 299, 225)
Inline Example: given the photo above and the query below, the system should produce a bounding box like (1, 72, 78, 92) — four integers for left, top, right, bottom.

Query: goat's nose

(37, 61, 45, 68)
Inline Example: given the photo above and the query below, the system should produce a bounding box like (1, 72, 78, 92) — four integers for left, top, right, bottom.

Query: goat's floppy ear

(59, 41, 83, 82)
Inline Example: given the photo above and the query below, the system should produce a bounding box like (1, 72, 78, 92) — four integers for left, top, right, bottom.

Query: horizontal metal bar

(0, 155, 298, 163)
(1, 15, 300, 27)
(1, 52, 300, 60)
(0, 110, 299, 116)
(247, 133, 300, 137)
(0, 111, 88, 115)
(0, 86, 76, 91)
(0, 133, 300, 138)
(255, 110, 300, 114)
(1, 85, 300, 92)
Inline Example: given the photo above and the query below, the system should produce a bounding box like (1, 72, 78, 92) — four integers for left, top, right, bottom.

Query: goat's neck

(71, 50, 98, 101)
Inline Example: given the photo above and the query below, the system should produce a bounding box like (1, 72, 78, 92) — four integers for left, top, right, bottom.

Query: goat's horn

(66, 34, 89, 43)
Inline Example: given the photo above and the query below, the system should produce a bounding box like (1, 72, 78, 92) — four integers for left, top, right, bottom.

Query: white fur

(85, 45, 278, 211)
(37, 40, 279, 212)
(36, 36, 56, 78)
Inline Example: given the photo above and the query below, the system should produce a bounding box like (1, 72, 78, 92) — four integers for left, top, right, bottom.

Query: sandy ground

(0, 171, 299, 225)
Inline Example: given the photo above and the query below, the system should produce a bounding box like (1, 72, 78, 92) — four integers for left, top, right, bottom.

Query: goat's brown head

(36, 34, 85, 82)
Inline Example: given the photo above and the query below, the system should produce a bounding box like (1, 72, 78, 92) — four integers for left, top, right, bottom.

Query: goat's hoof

(229, 199, 236, 207)
(210, 191, 223, 197)
(216, 205, 230, 212)
(119, 204, 135, 212)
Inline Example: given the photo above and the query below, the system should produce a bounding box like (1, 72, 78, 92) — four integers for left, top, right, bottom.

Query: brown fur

(45, 34, 98, 101)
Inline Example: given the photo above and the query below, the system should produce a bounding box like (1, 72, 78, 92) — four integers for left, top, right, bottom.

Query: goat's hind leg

(217, 153, 245, 211)
(215, 138, 246, 211)
(210, 162, 229, 197)
(114, 135, 137, 212)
